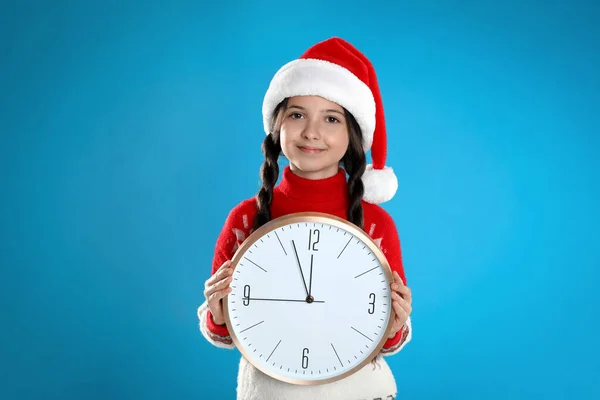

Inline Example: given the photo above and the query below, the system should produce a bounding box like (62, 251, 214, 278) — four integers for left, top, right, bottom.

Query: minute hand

(291, 240, 310, 296)
(242, 297, 325, 303)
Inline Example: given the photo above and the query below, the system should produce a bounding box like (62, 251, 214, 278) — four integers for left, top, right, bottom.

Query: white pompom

(362, 165, 398, 204)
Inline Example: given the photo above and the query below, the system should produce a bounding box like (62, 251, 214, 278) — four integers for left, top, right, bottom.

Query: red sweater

(205, 166, 410, 352)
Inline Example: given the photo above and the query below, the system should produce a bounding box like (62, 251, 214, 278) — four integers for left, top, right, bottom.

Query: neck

(288, 164, 340, 180)
(276, 165, 349, 204)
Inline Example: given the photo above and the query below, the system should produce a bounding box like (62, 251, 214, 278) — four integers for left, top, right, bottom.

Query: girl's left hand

(388, 270, 412, 339)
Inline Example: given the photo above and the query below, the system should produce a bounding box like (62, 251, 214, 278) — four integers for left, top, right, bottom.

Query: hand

(291, 240, 310, 297)
(388, 270, 412, 339)
(241, 296, 325, 303)
(308, 254, 314, 297)
(204, 260, 233, 325)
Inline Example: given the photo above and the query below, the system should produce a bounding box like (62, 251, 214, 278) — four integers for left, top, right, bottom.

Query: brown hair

(254, 98, 366, 230)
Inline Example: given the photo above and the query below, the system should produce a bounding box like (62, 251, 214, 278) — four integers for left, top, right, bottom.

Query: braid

(254, 134, 281, 229)
(342, 110, 366, 230)
(254, 99, 287, 230)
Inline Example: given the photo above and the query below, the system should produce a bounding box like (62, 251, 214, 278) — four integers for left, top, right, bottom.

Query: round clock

(222, 212, 395, 386)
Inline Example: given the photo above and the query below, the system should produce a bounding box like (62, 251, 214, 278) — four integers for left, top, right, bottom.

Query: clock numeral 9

(308, 229, 320, 251)
(301, 348, 309, 369)
(243, 285, 251, 306)
(368, 292, 376, 314)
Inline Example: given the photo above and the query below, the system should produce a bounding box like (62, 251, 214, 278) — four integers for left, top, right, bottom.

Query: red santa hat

(262, 37, 398, 204)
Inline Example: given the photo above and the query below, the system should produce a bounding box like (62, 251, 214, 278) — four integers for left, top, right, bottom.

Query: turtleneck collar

(276, 166, 349, 204)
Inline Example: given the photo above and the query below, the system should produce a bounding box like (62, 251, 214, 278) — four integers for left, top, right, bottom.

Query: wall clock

(222, 212, 395, 386)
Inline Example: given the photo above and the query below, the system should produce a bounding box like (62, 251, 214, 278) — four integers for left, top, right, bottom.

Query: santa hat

(262, 37, 398, 204)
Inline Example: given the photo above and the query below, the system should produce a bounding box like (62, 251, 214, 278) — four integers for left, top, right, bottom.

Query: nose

(301, 118, 321, 140)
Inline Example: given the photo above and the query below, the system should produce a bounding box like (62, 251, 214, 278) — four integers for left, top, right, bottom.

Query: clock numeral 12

(302, 348, 309, 369)
(308, 229, 320, 251)
(243, 285, 251, 306)
(368, 292, 376, 314)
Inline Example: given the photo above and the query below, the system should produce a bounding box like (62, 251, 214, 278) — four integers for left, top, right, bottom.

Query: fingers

(205, 274, 233, 297)
(207, 284, 232, 304)
(390, 271, 411, 304)
(391, 291, 412, 317)
(205, 260, 233, 288)
(204, 260, 234, 301)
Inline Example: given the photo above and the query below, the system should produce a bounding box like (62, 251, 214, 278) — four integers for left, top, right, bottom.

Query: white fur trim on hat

(262, 58, 376, 151)
(362, 165, 398, 204)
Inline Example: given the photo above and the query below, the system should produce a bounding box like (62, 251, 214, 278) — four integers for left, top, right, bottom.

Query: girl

(197, 37, 413, 400)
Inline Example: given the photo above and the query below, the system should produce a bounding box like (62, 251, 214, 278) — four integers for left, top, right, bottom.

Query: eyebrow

(287, 104, 344, 116)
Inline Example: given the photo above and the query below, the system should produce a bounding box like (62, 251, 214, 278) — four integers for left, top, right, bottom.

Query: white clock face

(224, 215, 393, 384)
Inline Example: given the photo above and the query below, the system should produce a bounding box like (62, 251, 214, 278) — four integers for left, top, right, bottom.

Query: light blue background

(1, 1, 598, 399)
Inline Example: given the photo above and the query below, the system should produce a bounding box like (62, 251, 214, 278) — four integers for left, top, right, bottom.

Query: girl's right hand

(203, 260, 234, 325)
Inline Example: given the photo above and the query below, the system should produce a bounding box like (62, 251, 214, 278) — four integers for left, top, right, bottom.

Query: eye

(326, 116, 340, 123)
(289, 112, 303, 119)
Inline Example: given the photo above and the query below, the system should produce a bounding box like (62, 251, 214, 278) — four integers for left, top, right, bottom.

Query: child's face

(279, 95, 349, 180)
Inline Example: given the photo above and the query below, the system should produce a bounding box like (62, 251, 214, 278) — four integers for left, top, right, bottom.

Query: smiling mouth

(298, 146, 326, 154)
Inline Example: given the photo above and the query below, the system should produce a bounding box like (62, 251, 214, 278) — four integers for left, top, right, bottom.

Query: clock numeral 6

(308, 229, 320, 251)
(302, 348, 309, 369)
(243, 285, 251, 306)
(368, 292, 376, 314)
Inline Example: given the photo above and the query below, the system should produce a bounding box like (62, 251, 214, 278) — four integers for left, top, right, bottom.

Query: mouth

(297, 145, 326, 154)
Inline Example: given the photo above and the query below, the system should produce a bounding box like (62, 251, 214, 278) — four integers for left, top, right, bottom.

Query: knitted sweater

(197, 166, 412, 400)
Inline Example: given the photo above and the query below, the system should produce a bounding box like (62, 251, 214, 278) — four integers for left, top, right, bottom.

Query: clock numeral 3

(308, 229, 320, 251)
(368, 292, 376, 314)
(302, 348, 309, 369)
(243, 285, 251, 306)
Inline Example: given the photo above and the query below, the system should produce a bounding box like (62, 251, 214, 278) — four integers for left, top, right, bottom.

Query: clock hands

(291, 240, 311, 301)
(308, 253, 314, 298)
(241, 296, 325, 304)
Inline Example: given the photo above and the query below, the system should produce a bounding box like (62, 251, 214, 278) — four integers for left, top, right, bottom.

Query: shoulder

(221, 196, 258, 228)
(362, 201, 397, 229)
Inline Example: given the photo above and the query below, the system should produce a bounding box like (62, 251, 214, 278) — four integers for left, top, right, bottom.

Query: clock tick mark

(273, 231, 287, 255)
(266, 339, 282, 362)
(354, 266, 378, 279)
(240, 320, 265, 333)
(331, 343, 344, 367)
(243, 257, 267, 273)
(337, 237, 352, 259)
(351, 326, 374, 342)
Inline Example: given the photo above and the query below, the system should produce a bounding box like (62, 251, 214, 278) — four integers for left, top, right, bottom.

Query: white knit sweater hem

(235, 354, 397, 400)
